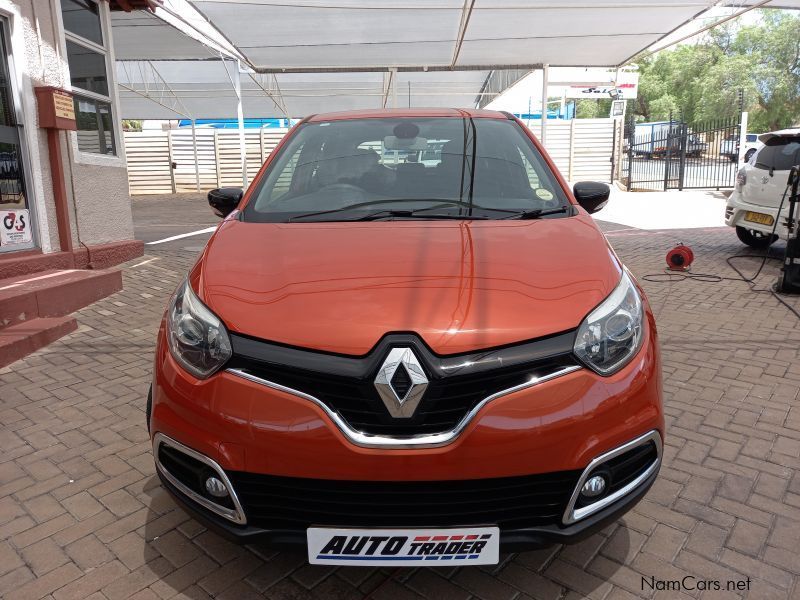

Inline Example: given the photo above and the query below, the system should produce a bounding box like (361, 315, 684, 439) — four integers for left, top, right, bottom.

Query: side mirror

(573, 181, 610, 214)
(208, 187, 243, 218)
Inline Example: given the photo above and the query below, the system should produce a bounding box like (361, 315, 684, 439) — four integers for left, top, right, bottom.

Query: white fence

(124, 128, 288, 195)
(123, 119, 620, 195)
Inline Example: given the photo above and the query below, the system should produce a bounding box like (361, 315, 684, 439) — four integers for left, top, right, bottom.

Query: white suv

(725, 129, 800, 247)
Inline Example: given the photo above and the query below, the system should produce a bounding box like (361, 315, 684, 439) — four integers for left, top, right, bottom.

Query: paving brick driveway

(2, 194, 800, 600)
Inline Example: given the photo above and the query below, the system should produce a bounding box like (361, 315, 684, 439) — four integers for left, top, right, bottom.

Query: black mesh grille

(227, 470, 582, 530)
(229, 354, 575, 437)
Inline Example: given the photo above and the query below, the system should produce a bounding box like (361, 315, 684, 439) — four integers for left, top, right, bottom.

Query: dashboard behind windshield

(243, 117, 569, 222)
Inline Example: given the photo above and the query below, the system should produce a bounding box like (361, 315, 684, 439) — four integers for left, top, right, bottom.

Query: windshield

(243, 117, 569, 222)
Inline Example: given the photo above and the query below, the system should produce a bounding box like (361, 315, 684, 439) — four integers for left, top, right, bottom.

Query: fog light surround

(563, 430, 662, 525)
(153, 433, 246, 525)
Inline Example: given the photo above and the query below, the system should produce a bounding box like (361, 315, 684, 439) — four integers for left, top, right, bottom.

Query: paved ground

(2, 192, 800, 599)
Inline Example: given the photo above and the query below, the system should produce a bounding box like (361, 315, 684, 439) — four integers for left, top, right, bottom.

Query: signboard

(562, 70, 639, 101)
(35, 87, 77, 130)
(610, 100, 627, 118)
(53, 92, 76, 120)
(0, 209, 32, 246)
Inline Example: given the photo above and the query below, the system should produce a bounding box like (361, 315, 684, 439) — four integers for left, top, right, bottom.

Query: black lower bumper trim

(158, 465, 659, 552)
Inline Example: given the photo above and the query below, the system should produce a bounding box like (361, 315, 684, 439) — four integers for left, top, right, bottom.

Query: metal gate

(624, 113, 742, 191)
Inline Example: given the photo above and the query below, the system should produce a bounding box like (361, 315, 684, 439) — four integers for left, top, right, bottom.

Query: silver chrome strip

(226, 365, 581, 449)
(562, 430, 662, 525)
(153, 433, 247, 525)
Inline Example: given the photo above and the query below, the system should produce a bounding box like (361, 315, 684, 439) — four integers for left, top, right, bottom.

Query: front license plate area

(307, 527, 500, 566)
(744, 211, 774, 226)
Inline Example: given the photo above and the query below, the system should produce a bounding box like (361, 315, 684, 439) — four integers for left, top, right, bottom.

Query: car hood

(195, 215, 622, 355)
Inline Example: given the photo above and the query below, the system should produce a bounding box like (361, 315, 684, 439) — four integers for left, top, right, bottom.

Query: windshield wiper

(502, 206, 572, 220)
(350, 210, 489, 221)
(288, 198, 518, 222)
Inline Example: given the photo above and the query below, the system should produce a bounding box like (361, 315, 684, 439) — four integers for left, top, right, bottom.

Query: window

(60, 0, 115, 155)
(246, 117, 567, 222)
(754, 137, 800, 172)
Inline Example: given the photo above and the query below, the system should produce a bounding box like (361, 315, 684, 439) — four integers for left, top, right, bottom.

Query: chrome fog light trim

(563, 430, 662, 525)
(153, 433, 247, 525)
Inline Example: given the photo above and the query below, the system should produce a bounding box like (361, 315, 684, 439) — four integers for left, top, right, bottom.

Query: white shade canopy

(112, 0, 735, 119)
(188, 0, 718, 72)
(116, 60, 500, 117)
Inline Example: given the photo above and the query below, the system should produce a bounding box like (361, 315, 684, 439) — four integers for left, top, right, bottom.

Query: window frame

(58, 0, 120, 158)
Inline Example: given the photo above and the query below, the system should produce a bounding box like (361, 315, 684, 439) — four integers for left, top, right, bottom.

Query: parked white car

(725, 128, 800, 247)
(720, 133, 764, 163)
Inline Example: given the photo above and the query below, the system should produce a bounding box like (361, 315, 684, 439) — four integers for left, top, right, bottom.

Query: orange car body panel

(195, 216, 621, 355)
(152, 108, 663, 490)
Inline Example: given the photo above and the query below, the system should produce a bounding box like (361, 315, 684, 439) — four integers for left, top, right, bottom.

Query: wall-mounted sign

(53, 92, 75, 120)
(562, 71, 639, 100)
(34, 87, 77, 130)
(0, 209, 32, 246)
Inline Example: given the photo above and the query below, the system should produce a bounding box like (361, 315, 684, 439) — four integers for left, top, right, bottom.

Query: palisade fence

(123, 119, 620, 195)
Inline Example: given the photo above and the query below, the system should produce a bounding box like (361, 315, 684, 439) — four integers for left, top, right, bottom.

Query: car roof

(758, 128, 800, 143)
(306, 108, 510, 123)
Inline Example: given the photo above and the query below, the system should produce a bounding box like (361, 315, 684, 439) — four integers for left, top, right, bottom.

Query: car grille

(227, 333, 578, 437)
(226, 470, 582, 530)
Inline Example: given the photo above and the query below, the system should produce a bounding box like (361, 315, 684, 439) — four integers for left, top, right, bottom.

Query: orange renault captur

(149, 108, 663, 566)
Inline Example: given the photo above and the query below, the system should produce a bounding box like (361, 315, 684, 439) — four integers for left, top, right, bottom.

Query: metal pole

(540, 64, 549, 146)
(233, 60, 248, 188)
(738, 111, 749, 165)
(192, 119, 200, 192)
(391, 68, 398, 108)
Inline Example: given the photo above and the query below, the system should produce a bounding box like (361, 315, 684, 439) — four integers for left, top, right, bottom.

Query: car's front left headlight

(166, 280, 232, 378)
(574, 271, 645, 375)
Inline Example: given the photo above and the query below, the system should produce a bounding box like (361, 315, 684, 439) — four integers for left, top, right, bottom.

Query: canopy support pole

(233, 60, 248, 188)
(391, 68, 398, 108)
(192, 119, 200, 192)
(540, 64, 549, 146)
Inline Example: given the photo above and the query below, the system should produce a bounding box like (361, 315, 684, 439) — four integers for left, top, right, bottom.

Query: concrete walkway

(594, 187, 729, 231)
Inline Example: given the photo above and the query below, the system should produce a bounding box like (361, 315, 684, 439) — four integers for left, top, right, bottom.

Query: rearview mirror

(208, 187, 243, 218)
(573, 182, 610, 214)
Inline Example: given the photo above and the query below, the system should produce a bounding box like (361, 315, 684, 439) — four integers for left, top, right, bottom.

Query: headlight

(166, 280, 232, 378)
(574, 271, 644, 375)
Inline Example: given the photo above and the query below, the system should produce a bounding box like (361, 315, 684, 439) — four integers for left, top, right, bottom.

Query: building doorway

(0, 18, 35, 253)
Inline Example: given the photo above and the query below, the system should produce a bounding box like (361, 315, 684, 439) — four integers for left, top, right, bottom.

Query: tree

(633, 10, 800, 130)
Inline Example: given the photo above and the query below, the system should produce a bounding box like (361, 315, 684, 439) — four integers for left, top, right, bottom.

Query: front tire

(736, 226, 776, 248)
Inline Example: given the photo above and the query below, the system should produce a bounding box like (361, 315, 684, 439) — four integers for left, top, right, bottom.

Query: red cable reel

(666, 244, 694, 271)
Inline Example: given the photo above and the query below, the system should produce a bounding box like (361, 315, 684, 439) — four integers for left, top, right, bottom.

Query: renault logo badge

(374, 347, 429, 418)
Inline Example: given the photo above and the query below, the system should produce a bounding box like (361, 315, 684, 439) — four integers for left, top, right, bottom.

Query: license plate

(744, 211, 774, 226)
(307, 526, 500, 566)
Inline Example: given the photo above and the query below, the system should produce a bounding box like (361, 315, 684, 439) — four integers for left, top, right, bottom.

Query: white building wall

(1, 0, 134, 254)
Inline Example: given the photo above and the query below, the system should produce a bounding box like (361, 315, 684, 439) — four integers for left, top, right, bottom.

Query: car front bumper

(157, 462, 659, 551)
(150, 314, 664, 551)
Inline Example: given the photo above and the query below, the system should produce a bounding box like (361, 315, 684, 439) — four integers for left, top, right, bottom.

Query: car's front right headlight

(166, 280, 232, 379)
(573, 271, 645, 375)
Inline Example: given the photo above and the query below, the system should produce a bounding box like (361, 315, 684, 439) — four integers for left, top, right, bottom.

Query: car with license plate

(726, 129, 800, 247)
(148, 108, 664, 565)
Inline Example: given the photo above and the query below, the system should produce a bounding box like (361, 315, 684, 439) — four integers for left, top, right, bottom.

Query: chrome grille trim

(227, 364, 582, 449)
